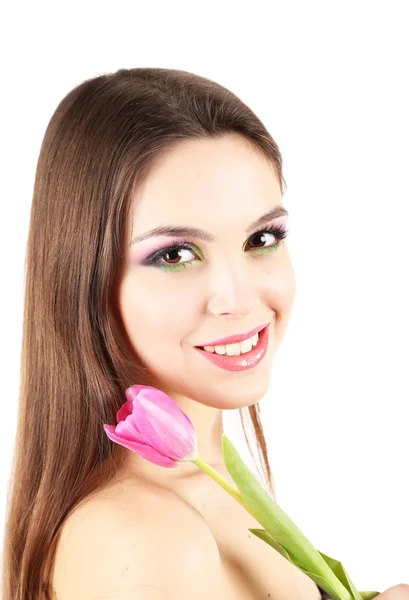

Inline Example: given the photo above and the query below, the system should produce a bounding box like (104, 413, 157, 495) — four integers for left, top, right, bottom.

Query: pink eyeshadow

(130, 237, 186, 263)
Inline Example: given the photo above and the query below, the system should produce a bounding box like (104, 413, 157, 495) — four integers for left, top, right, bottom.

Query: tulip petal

(116, 400, 133, 424)
(103, 424, 178, 467)
(126, 385, 196, 460)
(115, 416, 146, 444)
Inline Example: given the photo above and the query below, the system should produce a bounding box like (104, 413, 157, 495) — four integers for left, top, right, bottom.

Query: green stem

(191, 456, 249, 510)
(192, 456, 351, 600)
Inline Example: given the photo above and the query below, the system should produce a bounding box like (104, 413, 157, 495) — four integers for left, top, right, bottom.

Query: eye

(156, 247, 196, 266)
(143, 223, 289, 271)
(245, 224, 288, 251)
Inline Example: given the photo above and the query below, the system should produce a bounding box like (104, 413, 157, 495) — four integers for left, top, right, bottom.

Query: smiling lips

(195, 323, 270, 371)
(196, 321, 270, 348)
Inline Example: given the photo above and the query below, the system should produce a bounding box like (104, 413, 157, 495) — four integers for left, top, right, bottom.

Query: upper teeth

(203, 332, 259, 356)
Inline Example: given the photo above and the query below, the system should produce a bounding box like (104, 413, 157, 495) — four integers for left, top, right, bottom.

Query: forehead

(129, 134, 282, 234)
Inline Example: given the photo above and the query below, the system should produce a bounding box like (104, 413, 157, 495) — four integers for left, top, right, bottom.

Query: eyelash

(142, 223, 290, 272)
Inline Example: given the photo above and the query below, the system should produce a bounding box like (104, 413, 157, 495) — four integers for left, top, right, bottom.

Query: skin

(113, 131, 296, 484)
(110, 133, 409, 599)
(375, 587, 409, 600)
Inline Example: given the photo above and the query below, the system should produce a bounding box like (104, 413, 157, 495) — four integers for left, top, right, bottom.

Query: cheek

(116, 274, 198, 349)
(264, 262, 296, 341)
(260, 250, 295, 299)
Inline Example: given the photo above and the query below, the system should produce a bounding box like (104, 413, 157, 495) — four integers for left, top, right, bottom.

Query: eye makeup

(132, 216, 290, 273)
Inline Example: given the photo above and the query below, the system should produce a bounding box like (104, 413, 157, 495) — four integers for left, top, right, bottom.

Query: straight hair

(2, 67, 287, 599)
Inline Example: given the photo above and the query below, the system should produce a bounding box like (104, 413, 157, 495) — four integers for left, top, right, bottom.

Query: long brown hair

(2, 67, 287, 599)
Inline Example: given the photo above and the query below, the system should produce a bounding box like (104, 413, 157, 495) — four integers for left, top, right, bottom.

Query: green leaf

(222, 435, 312, 552)
(249, 530, 346, 600)
(221, 433, 353, 600)
(248, 528, 292, 560)
(317, 553, 379, 600)
(318, 551, 362, 600)
(222, 436, 334, 571)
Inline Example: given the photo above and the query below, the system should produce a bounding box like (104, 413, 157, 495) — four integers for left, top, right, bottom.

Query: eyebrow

(129, 206, 289, 245)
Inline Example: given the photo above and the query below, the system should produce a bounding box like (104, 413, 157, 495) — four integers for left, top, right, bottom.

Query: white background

(1, 0, 408, 594)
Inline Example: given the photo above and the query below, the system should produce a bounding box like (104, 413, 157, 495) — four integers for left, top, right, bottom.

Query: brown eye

(246, 225, 288, 251)
(143, 224, 289, 271)
(247, 230, 275, 249)
(160, 247, 196, 265)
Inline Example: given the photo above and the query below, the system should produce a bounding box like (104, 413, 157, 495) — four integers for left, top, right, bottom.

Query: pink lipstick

(194, 323, 270, 371)
(196, 322, 269, 347)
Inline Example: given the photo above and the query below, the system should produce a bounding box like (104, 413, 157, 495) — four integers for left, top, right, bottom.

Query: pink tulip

(103, 384, 198, 467)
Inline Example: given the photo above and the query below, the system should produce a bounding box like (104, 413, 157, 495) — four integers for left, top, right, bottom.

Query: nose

(206, 261, 258, 317)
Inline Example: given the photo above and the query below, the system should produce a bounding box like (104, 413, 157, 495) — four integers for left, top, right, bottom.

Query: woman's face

(115, 134, 296, 410)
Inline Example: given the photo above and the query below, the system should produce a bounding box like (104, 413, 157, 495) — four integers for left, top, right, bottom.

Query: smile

(198, 330, 260, 355)
(194, 324, 270, 372)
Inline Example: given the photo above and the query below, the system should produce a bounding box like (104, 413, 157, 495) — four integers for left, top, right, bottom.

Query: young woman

(2, 67, 408, 600)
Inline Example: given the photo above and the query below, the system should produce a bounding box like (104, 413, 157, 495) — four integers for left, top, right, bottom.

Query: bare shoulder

(51, 480, 221, 600)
